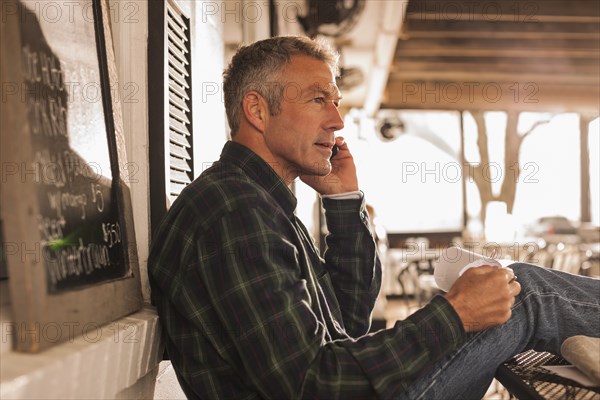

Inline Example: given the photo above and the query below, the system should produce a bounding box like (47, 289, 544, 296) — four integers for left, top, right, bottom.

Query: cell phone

(330, 144, 339, 160)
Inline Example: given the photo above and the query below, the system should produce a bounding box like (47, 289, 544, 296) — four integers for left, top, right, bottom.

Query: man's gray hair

(223, 36, 339, 136)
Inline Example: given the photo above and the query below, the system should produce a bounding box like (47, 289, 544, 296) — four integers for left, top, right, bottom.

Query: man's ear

(242, 91, 269, 133)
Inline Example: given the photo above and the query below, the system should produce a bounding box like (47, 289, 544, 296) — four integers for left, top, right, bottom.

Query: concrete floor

(154, 362, 186, 400)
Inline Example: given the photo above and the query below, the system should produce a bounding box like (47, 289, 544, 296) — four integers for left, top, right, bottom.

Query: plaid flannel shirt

(148, 141, 466, 399)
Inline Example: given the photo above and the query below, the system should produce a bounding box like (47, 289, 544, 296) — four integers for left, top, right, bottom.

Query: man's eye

(311, 97, 341, 107)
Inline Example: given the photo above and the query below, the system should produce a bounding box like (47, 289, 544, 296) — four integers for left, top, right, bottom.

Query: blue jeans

(399, 263, 600, 400)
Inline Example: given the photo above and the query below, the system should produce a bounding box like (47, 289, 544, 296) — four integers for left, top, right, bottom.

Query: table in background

(384, 248, 440, 303)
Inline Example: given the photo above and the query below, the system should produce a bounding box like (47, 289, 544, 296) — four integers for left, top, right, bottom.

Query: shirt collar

(219, 141, 297, 217)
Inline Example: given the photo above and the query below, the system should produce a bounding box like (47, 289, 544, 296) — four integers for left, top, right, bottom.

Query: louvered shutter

(166, 0, 193, 204)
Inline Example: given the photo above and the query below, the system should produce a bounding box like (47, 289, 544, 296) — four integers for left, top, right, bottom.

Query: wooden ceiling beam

(388, 71, 599, 85)
(392, 55, 599, 67)
(407, 13, 599, 23)
(382, 81, 600, 112)
(406, 20, 600, 34)
(391, 61, 599, 76)
(395, 47, 599, 59)
(404, 31, 599, 40)
(406, 0, 600, 19)
(395, 37, 600, 51)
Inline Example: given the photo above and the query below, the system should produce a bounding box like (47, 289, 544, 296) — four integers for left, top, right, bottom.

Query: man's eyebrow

(304, 84, 342, 99)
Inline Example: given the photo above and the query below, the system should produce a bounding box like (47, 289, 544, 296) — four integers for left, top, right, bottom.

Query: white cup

(434, 246, 501, 292)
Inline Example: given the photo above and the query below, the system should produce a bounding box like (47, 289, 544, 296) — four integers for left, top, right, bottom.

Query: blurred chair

(549, 244, 583, 275)
(580, 243, 600, 277)
(524, 248, 552, 268)
(417, 273, 440, 307)
(407, 237, 440, 307)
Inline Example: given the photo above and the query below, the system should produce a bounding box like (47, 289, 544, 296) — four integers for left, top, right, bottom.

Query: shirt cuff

(321, 191, 363, 200)
(321, 193, 368, 234)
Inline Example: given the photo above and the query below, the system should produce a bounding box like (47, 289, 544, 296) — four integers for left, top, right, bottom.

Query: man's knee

(509, 262, 530, 275)
(509, 262, 542, 286)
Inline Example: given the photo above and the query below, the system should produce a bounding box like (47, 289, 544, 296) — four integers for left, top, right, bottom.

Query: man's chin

(300, 163, 332, 177)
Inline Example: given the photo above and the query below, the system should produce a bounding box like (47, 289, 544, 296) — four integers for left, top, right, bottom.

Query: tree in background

(467, 110, 551, 224)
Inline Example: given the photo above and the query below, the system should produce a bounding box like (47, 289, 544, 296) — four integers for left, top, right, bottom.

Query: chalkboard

(0, 0, 142, 352)
(19, 1, 129, 292)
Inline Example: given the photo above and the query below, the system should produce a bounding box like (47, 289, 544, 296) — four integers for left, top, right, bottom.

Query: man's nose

(326, 103, 344, 131)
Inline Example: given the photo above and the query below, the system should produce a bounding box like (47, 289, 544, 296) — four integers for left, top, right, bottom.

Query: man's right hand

(299, 137, 359, 195)
(445, 266, 522, 332)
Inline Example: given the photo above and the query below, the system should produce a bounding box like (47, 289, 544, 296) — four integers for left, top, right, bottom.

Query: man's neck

(231, 135, 297, 187)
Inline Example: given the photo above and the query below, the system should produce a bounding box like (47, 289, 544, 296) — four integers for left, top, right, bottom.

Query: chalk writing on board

(19, 0, 130, 293)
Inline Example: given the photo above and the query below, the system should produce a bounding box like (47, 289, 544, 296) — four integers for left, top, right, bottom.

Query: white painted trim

(109, 0, 152, 302)
(1, 306, 163, 399)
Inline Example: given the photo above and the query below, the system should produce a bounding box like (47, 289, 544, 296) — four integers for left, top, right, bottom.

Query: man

(148, 36, 599, 399)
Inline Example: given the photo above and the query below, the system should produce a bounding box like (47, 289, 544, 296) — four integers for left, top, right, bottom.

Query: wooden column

(580, 113, 593, 223)
(459, 111, 468, 230)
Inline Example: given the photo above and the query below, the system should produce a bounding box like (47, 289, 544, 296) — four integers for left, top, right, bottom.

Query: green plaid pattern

(148, 141, 466, 399)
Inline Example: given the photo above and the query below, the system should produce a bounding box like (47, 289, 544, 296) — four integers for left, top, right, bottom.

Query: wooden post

(459, 111, 468, 230)
(580, 114, 593, 223)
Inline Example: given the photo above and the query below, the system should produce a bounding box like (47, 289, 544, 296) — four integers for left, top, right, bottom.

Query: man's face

(263, 55, 344, 181)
